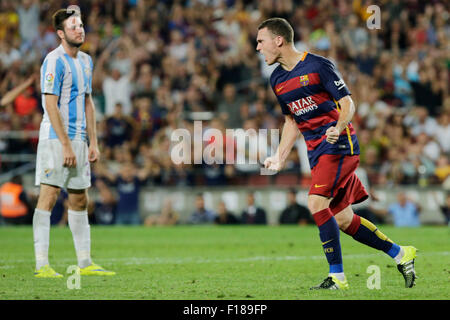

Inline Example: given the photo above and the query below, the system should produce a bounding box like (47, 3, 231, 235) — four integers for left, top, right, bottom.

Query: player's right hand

(263, 156, 284, 172)
(62, 144, 77, 168)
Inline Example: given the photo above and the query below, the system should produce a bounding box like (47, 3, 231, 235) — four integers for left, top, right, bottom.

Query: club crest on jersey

(299, 75, 309, 86)
(84, 67, 91, 78)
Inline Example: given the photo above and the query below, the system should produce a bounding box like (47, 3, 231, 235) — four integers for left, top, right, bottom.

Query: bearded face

(60, 15, 85, 48)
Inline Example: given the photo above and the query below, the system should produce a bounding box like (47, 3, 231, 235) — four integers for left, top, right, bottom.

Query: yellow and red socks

(344, 214, 402, 261)
(313, 208, 344, 279)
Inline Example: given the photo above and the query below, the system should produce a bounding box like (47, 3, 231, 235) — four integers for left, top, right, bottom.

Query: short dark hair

(258, 17, 294, 43)
(52, 9, 80, 32)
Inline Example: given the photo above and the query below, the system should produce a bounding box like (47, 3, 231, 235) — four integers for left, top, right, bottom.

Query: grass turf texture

(0, 225, 449, 300)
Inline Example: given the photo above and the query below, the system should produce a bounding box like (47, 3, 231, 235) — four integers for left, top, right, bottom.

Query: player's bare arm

(264, 115, 299, 172)
(44, 93, 76, 168)
(325, 95, 355, 144)
(85, 93, 100, 163)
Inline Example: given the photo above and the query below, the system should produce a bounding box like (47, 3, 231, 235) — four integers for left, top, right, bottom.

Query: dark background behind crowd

(0, 0, 448, 226)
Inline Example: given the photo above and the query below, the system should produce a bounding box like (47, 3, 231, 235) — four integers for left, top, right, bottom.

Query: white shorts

(35, 139, 91, 190)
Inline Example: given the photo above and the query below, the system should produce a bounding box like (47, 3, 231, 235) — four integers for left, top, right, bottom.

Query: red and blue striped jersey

(270, 52, 359, 169)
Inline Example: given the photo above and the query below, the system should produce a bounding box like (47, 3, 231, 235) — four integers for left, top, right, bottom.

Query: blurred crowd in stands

(2, 177, 449, 227)
(0, 0, 449, 202)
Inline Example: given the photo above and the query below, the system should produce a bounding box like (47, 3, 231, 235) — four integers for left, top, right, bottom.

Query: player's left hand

(325, 126, 340, 144)
(88, 145, 100, 163)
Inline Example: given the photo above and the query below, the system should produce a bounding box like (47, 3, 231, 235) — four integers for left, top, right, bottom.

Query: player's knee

(307, 201, 322, 214)
(334, 209, 354, 230)
(69, 201, 88, 212)
(37, 188, 60, 211)
(307, 196, 329, 213)
(68, 189, 88, 211)
(335, 214, 351, 230)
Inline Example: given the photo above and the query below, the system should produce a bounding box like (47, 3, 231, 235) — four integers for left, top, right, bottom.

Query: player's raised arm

(325, 95, 355, 144)
(264, 114, 299, 172)
(44, 94, 76, 168)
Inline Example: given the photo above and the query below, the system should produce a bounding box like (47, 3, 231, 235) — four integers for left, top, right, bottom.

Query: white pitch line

(0, 251, 448, 268)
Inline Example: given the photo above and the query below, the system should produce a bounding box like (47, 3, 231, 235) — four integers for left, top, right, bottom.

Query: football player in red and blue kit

(257, 17, 417, 289)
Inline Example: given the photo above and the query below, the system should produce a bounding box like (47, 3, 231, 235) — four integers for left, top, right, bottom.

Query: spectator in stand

(279, 188, 312, 225)
(439, 193, 450, 226)
(90, 178, 117, 225)
(132, 95, 162, 147)
(0, 175, 33, 225)
(188, 193, 216, 224)
(214, 200, 239, 225)
(406, 106, 438, 137)
(0, 0, 448, 191)
(13, 86, 38, 116)
(16, 0, 40, 52)
(387, 192, 421, 227)
(144, 196, 179, 226)
(217, 83, 245, 129)
(0, 74, 37, 108)
(434, 155, 450, 184)
(95, 161, 150, 225)
(104, 103, 134, 150)
(93, 37, 137, 117)
(434, 110, 450, 154)
(241, 192, 267, 225)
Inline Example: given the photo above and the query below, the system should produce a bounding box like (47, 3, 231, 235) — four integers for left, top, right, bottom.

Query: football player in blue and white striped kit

(33, 7, 115, 277)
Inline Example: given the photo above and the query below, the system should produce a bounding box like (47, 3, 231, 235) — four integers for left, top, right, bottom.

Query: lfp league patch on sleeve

(44, 72, 55, 91)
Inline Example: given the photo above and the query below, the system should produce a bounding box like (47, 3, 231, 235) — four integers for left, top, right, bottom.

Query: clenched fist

(325, 126, 340, 144)
(263, 155, 285, 173)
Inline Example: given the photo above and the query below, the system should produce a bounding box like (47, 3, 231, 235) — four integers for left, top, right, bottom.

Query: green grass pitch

(0, 225, 449, 300)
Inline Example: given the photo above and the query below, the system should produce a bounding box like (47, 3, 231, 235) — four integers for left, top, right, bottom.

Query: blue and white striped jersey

(40, 44, 93, 141)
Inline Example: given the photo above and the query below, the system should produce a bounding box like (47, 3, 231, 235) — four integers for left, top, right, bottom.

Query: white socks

(68, 209, 92, 268)
(33, 208, 92, 270)
(33, 209, 51, 270)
